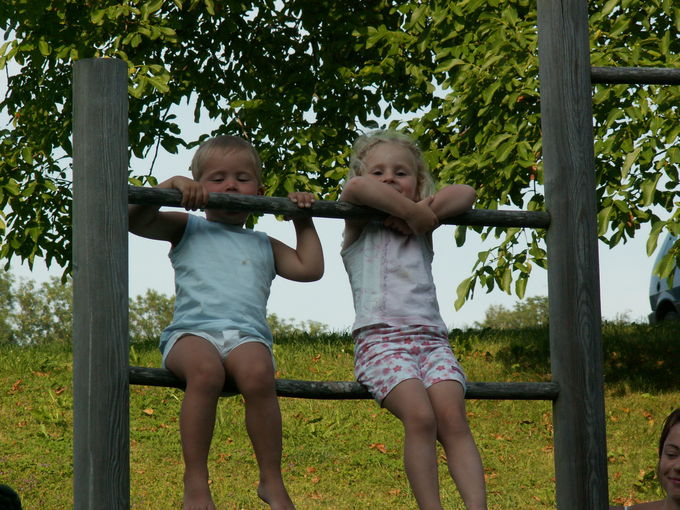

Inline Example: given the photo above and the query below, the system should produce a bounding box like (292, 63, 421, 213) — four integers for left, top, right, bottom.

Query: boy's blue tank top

(160, 214, 276, 347)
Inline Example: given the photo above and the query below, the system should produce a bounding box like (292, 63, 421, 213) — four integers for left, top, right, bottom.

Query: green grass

(1, 323, 678, 509)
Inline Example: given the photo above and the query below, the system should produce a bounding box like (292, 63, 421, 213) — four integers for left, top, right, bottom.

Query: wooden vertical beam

(537, 1, 609, 509)
(72, 58, 130, 509)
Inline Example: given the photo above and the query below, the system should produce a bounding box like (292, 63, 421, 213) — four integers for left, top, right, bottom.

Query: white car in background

(649, 233, 680, 322)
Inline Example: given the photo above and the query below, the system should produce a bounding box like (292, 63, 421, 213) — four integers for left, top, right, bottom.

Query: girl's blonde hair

(190, 135, 262, 182)
(348, 130, 435, 200)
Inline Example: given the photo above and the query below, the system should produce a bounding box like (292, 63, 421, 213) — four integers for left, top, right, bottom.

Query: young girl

(129, 135, 324, 510)
(340, 130, 487, 510)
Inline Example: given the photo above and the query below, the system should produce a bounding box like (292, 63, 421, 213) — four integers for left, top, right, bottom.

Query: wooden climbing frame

(71, 2, 680, 508)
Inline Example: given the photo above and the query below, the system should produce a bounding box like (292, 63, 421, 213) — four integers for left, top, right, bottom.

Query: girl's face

(362, 142, 419, 201)
(659, 423, 680, 502)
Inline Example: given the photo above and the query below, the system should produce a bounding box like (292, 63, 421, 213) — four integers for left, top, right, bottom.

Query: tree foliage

(1, 0, 678, 300)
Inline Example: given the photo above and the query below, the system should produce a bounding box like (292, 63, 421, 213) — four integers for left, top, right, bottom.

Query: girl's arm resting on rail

(427, 184, 477, 222)
(341, 176, 438, 235)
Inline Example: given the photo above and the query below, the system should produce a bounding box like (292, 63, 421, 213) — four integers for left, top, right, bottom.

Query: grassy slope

(0, 323, 678, 509)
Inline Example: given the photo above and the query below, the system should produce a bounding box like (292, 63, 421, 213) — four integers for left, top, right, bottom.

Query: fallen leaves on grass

(10, 379, 22, 393)
(305, 466, 321, 482)
(369, 443, 387, 453)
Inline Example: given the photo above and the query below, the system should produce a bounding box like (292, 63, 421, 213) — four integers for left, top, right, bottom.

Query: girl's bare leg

(382, 379, 443, 510)
(166, 336, 225, 510)
(225, 342, 295, 510)
(428, 381, 487, 510)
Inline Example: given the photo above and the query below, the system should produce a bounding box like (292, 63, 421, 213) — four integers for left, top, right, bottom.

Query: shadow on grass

(454, 322, 679, 393)
(601, 321, 680, 393)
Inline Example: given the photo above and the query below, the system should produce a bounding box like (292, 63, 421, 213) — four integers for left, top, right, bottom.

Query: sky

(9, 125, 663, 332)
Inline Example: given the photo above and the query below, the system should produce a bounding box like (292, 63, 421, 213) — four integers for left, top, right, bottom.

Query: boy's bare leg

(166, 336, 225, 510)
(382, 379, 444, 510)
(429, 381, 488, 510)
(225, 342, 296, 510)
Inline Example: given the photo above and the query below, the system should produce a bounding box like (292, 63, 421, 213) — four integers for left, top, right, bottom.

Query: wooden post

(72, 58, 130, 509)
(537, 1, 609, 509)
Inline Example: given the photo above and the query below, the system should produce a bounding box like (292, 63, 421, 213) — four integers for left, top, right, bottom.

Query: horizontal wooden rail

(128, 186, 551, 229)
(129, 366, 559, 400)
(591, 66, 680, 85)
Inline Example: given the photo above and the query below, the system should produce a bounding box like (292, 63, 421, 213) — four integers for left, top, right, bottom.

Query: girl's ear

(257, 186, 265, 196)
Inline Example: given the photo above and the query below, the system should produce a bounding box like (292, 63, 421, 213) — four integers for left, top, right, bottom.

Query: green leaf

(621, 146, 641, 179)
(91, 8, 106, 25)
(515, 276, 527, 299)
(597, 206, 613, 236)
(454, 277, 473, 310)
(454, 226, 467, 247)
(655, 251, 677, 279)
(38, 40, 51, 57)
(147, 75, 170, 93)
(500, 266, 512, 293)
(434, 58, 465, 74)
(646, 222, 664, 256)
(143, 0, 164, 15)
(21, 147, 33, 165)
(2, 180, 20, 196)
(640, 174, 661, 206)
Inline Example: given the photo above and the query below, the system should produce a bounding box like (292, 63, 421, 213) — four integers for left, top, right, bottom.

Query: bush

(128, 289, 174, 344)
(10, 276, 72, 345)
(475, 296, 549, 329)
(0, 271, 15, 344)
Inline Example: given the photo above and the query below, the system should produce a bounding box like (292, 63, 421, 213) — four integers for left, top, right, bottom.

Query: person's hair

(658, 408, 680, 457)
(0, 484, 22, 510)
(348, 130, 435, 201)
(190, 135, 262, 182)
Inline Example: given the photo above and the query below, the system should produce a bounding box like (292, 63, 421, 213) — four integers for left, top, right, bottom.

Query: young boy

(129, 135, 324, 510)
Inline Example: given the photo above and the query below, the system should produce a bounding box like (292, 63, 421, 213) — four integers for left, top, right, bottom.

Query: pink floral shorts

(353, 324, 466, 404)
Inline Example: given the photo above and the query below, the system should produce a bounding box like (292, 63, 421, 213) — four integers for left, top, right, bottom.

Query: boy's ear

(257, 186, 265, 196)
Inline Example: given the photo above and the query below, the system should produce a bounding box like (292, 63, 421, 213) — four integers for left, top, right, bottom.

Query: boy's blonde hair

(190, 135, 262, 182)
(348, 130, 435, 201)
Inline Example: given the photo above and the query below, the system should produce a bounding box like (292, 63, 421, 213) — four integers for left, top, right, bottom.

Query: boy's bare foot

(257, 482, 296, 510)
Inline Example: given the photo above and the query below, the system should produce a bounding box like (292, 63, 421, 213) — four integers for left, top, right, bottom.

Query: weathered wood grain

(592, 66, 680, 85)
(73, 58, 130, 510)
(538, 1, 608, 508)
